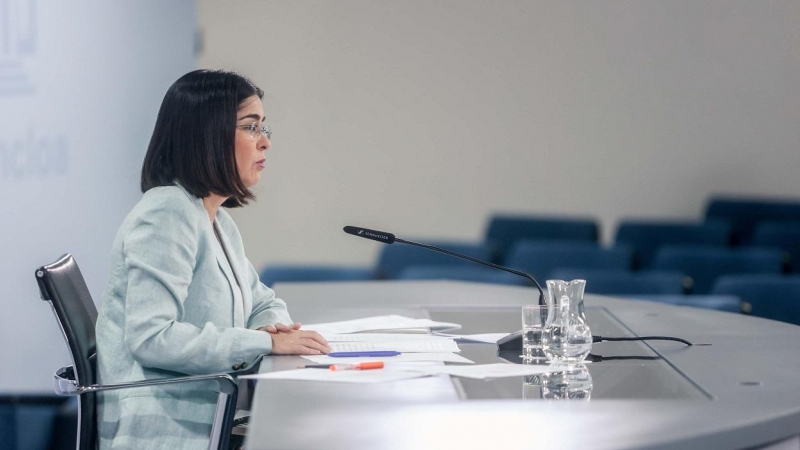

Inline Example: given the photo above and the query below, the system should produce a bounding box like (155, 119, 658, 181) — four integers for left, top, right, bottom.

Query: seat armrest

(53, 365, 237, 396)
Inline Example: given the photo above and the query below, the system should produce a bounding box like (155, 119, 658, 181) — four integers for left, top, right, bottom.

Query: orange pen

(330, 361, 385, 371)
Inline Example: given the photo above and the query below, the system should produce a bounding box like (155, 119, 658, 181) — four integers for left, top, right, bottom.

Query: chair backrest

(259, 264, 375, 287)
(505, 241, 633, 281)
(35, 253, 97, 450)
(711, 275, 800, 325)
(548, 268, 689, 295)
(627, 295, 742, 313)
(751, 221, 800, 272)
(376, 241, 493, 279)
(614, 220, 732, 269)
(485, 215, 599, 262)
(397, 265, 528, 286)
(705, 197, 800, 244)
(652, 246, 784, 294)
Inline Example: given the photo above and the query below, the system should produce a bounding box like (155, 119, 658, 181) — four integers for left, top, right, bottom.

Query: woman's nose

(258, 135, 270, 150)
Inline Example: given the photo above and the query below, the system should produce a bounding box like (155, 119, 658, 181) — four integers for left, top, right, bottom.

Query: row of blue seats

(259, 261, 800, 325)
(263, 241, 786, 294)
(259, 239, 800, 325)
(706, 196, 800, 244)
(487, 216, 800, 271)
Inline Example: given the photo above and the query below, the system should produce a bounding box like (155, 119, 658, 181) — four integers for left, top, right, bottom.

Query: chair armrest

(53, 365, 237, 396)
(230, 353, 265, 377)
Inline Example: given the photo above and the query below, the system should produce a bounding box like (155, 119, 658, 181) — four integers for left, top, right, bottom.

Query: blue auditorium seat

(549, 268, 690, 295)
(751, 221, 800, 272)
(712, 275, 800, 325)
(652, 246, 784, 294)
(376, 241, 493, 279)
(705, 197, 800, 244)
(484, 215, 599, 263)
(397, 265, 528, 285)
(505, 241, 633, 281)
(627, 295, 742, 313)
(614, 220, 731, 269)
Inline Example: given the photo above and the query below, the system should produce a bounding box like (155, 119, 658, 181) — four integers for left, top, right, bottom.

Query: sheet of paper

(433, 333, 510, 344)
(302, 352, 474, 364)
(396, 363, 554, 379)
(324, 333, 454, 342)
(330, 339, 460, 353)
(303, 315, 461, 334)
(240, 368, 427, 384)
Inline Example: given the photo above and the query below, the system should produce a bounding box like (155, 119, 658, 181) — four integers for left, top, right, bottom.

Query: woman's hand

(269, 329, 332, 355)
(259, 322, 302, 333)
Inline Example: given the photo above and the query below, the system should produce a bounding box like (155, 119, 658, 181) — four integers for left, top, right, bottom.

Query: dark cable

(586, 354, 662, 362)
(593, 335, 693, 346)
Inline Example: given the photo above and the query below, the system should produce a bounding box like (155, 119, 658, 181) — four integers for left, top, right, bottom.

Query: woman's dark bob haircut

(141, 69, 264, 208)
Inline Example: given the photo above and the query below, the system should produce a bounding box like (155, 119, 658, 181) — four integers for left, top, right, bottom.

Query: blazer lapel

(212, 223, 246, 328)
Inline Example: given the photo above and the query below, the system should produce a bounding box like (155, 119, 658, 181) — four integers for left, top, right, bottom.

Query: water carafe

(542, 279, 592, 363)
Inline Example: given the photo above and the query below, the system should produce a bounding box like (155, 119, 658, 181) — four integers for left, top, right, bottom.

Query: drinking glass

(522, 304, 550, 361)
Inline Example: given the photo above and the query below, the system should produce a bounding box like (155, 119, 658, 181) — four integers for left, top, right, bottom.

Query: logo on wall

(0, 0, 36, 96)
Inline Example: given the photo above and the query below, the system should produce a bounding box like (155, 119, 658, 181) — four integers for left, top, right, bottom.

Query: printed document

(303, 315, 461, 335)
(302, 352, 473, 365)
(240, 368, 427, 384)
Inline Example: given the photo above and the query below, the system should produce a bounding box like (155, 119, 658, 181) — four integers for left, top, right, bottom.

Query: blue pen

(327, 351, 401, 358)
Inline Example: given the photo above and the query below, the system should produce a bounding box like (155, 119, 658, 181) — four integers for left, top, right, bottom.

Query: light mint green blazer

(95, 185, 291, 449)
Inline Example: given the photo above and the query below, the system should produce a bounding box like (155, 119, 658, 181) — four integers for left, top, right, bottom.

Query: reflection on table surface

(429, 306, 709, 400)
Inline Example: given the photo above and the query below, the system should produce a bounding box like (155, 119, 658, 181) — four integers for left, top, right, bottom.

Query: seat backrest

(35, 253, 97, 450)
(485, 215, 599, 262)
(397, 265, 528, 286)
(505, 241, 633, 281)
(712, 274, 800, 325)
(376, 241, 493, 279)
(549, 268, 689, 295)
(653, 246, 784, 294)
(751, 221, 800, 272)
(614, 220, 732, 269)
(627, 295, 742, 313)
(705, 197, 800, 244)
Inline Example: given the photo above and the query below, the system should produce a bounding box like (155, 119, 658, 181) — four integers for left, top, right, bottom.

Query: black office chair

(35, 254, 239, 450)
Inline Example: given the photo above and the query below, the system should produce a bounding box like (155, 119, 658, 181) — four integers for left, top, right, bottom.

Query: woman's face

(234, 95, 270, 188)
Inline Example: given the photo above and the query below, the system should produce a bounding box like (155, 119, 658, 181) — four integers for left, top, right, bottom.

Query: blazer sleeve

(246, 260, 293, 329)
(122, 197, 273, 375)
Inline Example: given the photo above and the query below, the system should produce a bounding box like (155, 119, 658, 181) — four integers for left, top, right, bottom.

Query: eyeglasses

(236, 122, 272, 140)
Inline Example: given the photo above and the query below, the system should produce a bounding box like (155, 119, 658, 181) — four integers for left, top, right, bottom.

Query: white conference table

(243, 280, 800, 450)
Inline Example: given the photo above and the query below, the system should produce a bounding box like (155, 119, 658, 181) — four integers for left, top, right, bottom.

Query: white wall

(199, 1, 800, 269)
(0, 0, 196, 392)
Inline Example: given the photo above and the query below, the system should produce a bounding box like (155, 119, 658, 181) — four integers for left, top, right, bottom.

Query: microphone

(343, 226, 396, 244)
(343, 225, 545, 305)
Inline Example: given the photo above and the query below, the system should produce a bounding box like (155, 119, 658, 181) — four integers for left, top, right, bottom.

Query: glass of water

(522, 304, 551, 361)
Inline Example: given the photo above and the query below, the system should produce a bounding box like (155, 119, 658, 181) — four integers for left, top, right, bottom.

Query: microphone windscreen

(343, 226, 396, 244)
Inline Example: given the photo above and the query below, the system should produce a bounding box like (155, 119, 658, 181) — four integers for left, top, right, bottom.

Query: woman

(95, 69, 330, 449)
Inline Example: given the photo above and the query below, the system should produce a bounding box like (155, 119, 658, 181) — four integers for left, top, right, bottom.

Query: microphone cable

(592, 335, 693, 346)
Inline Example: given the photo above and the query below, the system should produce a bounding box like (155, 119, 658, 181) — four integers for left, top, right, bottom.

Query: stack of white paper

(302, 352, 473, 365)
(244, 315, 520, 383)
(327, 335, 461, 353)
(240, 369, 427, 384)
(433, 332, 511, 344)
(243, 363, 561, 383)
(303, 315, 461, 334)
